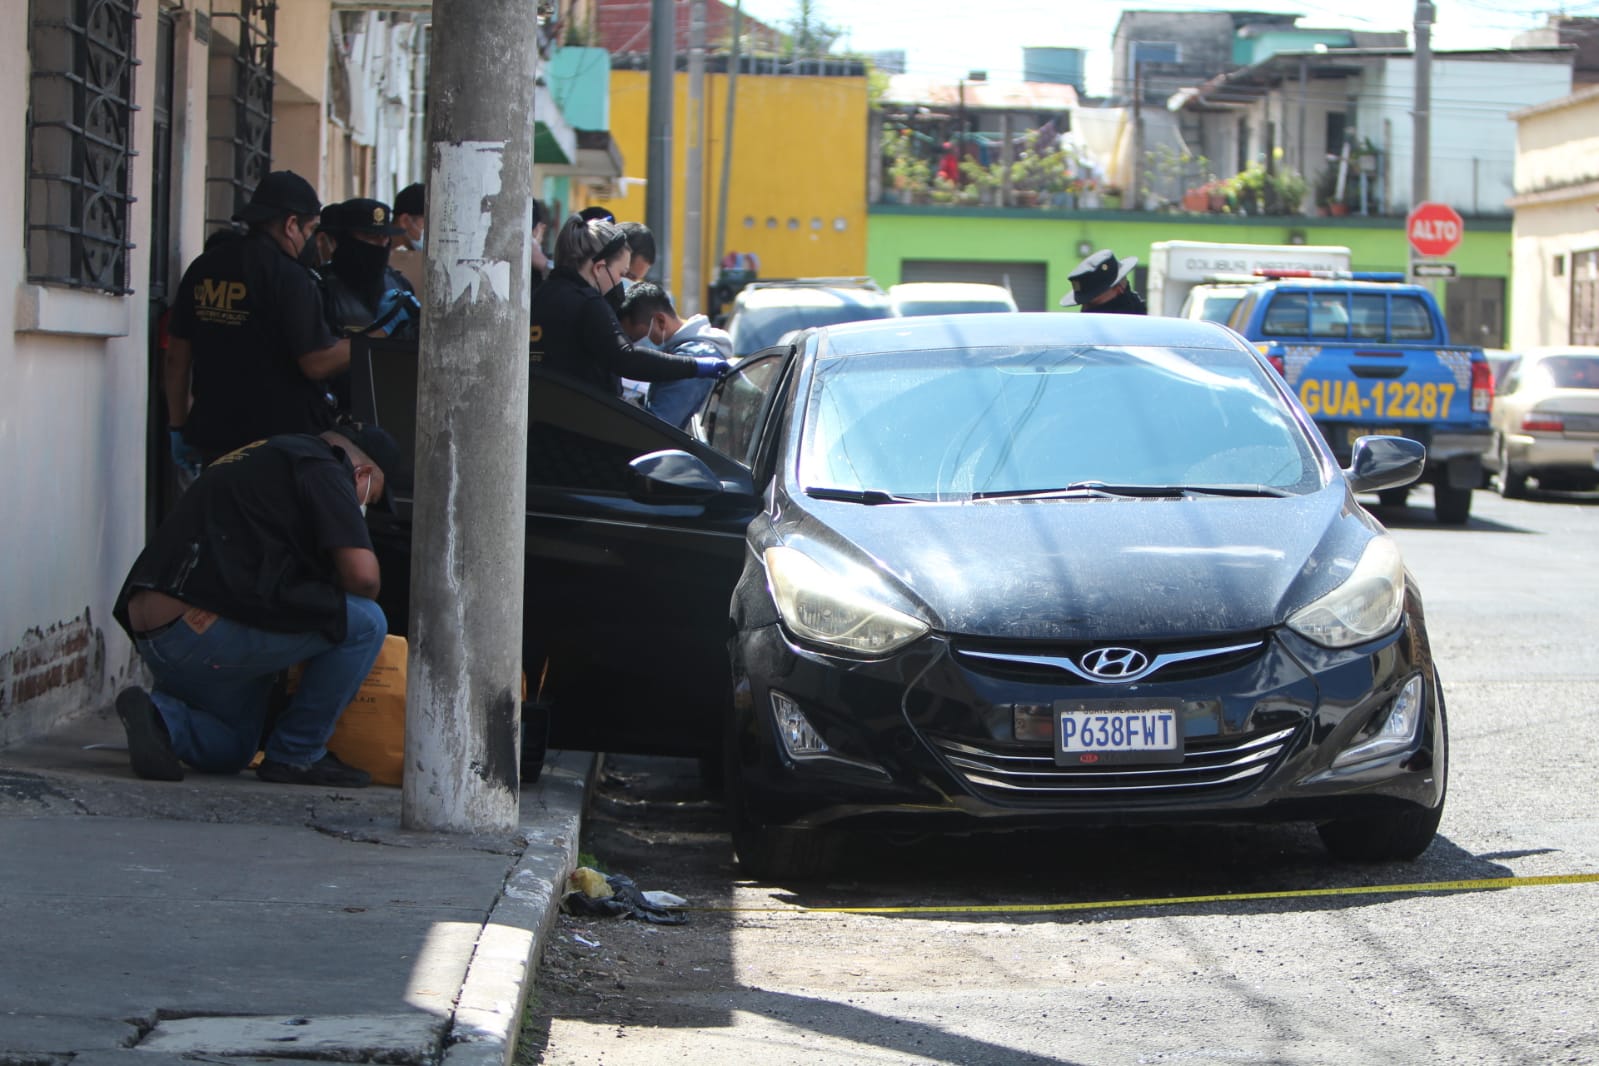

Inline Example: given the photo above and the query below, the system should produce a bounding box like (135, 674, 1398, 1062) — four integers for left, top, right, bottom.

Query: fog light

(770, 691, 830, 758)
(1333, 674, 1425, 768)
(1012, 703, 1053, 742)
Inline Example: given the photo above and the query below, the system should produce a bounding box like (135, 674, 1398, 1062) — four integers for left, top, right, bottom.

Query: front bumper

(730, 613, 1445, 834)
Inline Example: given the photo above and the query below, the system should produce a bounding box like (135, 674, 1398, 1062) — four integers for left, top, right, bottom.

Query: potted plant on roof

(959, 157, 1002, 207)
(884, 130, 931, 205)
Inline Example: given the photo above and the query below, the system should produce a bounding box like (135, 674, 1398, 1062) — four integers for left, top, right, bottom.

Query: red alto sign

(1407, 202, 1464, 258)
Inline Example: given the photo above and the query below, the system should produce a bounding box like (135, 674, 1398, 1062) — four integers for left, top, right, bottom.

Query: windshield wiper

(803, 485, 917, 505)
(972, 481, 1292, 501)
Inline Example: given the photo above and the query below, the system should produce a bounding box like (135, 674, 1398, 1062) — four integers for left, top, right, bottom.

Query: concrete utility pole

(404, 0, 536, 833)
(1410, 0, 1435, 282)
(712, 0, 742, 278)
(683, 0, 706, 316)
(647, 0, 675, 294)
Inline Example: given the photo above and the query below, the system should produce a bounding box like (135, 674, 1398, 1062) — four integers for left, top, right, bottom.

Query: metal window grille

(205, 0, 275, 233)
(26, 0, 140, 294)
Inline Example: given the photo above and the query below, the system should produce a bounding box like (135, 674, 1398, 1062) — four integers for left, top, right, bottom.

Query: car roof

(812, 311, 1246, 357)
(734, 285, 891, 311)
(1242, 279, 1423, 293)
(888, 282, 1014, 300)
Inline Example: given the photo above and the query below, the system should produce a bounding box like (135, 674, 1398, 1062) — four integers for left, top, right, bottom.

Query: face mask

(620, 277, 637, 294)
(410, 234, 424, 251)
(332, 239, 392, 304)
(358, 474, 371, 518)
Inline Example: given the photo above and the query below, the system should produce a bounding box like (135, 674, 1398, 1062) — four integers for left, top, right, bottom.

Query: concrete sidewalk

(0, 707, 591, 1066)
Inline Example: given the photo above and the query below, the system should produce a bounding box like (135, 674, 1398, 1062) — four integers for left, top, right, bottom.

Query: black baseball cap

(319, 198, 405, 237)
(233, 170, 322, 223)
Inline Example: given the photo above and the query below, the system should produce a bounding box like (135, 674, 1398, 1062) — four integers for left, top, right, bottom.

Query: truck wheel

(1433, 482, 1472, 525)
(1496, 441, 1527, 498)
(1377, 487, 1410, 508)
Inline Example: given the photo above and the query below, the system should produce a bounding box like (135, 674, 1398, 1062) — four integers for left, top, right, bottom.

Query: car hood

(779, 488, 1373, 640)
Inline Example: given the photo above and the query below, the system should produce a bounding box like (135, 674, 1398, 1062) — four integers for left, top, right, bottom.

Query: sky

(728, 0, 1593, 96)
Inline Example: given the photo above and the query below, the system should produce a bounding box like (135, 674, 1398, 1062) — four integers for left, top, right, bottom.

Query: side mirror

(628, 449, 756, 507)
(1345, 435, 1426, 493)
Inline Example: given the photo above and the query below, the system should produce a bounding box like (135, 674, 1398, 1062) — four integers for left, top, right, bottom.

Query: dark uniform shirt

(529, 265, 702, 395)
(169, 232, 340, 456)
(113, 435, 373, 643)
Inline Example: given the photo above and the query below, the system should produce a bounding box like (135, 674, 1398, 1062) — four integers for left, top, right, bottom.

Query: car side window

(527, 369, 685, 493)
(1261, 293, 1308, 336)
(705, 353, 785, 463)
(1350, 294, 1386, 340)
(1390, 295, 1436, 341)
(1309, 292, 1349, 339)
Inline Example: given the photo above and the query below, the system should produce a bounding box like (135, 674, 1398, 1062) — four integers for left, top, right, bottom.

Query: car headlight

(1287, 536, 1406, 648)
(763, 545, 930, 656)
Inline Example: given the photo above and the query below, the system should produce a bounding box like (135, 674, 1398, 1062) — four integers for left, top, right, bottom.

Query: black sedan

(355, 313, 1447, 879)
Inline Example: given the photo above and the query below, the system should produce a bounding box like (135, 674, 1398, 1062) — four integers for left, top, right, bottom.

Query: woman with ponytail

(528, 215, 729, 397)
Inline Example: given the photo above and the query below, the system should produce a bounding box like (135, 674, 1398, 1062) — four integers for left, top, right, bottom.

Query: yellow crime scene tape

(703, 871, 1599, 916)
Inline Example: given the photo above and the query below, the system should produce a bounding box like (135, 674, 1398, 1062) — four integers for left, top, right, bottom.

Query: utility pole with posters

(404, 0, 537, 833)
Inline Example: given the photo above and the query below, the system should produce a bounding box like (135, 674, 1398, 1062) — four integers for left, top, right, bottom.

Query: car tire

(722, 695, 842, 881)
(1317, 799, 1445, 862)
(1376, 487, 1410, 508)
(1496, 441, 1527, 499)
(1433, 482, 1472, 525)
(729, 819, 842, 882)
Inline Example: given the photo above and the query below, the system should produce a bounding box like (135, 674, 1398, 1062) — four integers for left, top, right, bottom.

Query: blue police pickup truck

(1225, 274, 1494, 524)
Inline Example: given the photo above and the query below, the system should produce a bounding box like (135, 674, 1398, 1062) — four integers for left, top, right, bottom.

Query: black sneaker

(115, 687, 184, 782)
(256, 751, 371, 788)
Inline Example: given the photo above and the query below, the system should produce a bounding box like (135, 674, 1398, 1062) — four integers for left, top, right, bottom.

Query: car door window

(704, 352, 785, 463)
(1390, 295, 1436, 341)
(1261, 293, 1308, 336)
(1350, 294, 1386, 339)
(528, 369, 700, 493)
(1309, 292, 1349, 339)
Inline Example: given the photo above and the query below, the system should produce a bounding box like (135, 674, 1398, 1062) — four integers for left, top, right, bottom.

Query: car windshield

(730, 299, 895, 355)
(1195, 294, 1243, 323)
(1532, 354, 1599, 390)
(799, 343, 1322, 501)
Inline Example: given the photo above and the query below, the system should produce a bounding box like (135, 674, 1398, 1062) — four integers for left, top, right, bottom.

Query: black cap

(320, 198, 405, 237)
(233, 171, 322, 223)
(579, 205, 616, 223)
(393, 182, 425, 218)
(1061, 249, 1138, 307)
(332, 421, 410, 497)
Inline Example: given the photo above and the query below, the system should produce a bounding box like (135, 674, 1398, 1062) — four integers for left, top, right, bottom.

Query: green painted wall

(865, 207, 1513, 311)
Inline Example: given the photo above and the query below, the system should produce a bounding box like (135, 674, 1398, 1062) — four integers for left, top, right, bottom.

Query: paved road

(524, 484, 1599, 1066)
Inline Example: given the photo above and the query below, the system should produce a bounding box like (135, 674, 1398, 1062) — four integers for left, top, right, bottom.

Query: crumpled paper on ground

(562, 868, 687, 925)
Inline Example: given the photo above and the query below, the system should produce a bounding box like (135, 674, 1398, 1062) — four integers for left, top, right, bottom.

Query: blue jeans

(134, 596, 388, 773)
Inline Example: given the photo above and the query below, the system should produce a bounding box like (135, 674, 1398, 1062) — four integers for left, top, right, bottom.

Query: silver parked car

(1486, 346, 1599, 496)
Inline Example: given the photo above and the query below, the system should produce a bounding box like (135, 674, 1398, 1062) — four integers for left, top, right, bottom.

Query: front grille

(927, 725, 1298, 802)
(952, 636, 1266, 686)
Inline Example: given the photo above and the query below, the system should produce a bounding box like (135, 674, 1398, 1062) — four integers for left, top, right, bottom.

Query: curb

(442, 750, 595, 1066)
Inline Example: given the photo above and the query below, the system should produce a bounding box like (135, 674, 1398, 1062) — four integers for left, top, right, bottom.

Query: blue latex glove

(168, 428, 202, 478)
(373, 289, 419, 335)
(693, 355, 732, 379)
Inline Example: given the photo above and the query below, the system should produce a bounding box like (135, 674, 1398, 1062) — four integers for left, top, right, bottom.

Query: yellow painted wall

(605, 70, 868, 303)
